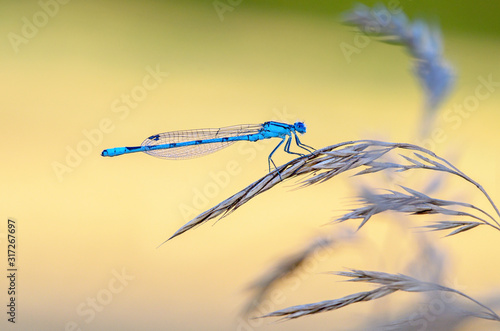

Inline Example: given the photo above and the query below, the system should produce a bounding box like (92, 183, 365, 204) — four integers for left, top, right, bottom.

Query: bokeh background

(1, 0, 500, 330)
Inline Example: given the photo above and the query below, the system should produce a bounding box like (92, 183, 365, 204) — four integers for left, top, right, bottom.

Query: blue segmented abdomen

(140, 124, 263, 160)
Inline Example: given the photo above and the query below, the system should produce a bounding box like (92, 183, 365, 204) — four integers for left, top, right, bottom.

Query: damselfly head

(294, 121, 307, 134)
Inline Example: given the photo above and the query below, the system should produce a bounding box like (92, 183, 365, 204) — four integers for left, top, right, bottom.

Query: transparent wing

(141, 124, 263, 160)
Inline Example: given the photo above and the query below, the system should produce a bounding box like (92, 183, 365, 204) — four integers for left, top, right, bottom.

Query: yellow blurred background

(1, 1, 500, 330)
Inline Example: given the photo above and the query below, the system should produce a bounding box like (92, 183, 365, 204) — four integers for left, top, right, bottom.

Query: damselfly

(101, 121, 313, 172)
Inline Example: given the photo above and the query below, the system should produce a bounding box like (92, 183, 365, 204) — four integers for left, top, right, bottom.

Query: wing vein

(141, 124, 263, 160)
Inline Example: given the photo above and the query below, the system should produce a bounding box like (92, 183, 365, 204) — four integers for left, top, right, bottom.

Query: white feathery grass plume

(342, 3, 455, 134)
(243, 229, 354, 315)
(162, 141, 499, 244)
(259, 269, 500, 323)
(335, 185, 500, 235)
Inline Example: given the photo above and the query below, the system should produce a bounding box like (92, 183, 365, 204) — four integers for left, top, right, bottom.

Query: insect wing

(141, 124, 263, 160)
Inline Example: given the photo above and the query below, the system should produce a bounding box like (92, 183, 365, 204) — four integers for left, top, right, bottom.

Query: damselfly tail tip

(101, 149, 109, 157)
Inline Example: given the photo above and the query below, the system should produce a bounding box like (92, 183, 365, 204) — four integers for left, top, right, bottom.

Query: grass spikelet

(163, 140, 499, 243)
(243, 229, 354, 315)
(335, 186, 500, 235)
(260, 269, 500, 322)
(243, 236, 334, 315)
(342, 3, 455, 120)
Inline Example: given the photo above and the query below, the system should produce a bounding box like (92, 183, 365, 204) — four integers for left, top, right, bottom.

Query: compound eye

(294, 121, 307, 133)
